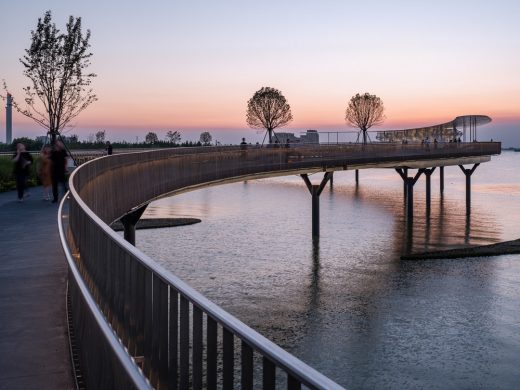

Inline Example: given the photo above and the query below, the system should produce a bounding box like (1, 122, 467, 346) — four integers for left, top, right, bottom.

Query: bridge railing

(60, 142, 500, 389)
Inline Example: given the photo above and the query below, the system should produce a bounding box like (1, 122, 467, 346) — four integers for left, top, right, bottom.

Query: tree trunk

(362, 129, 367, 144)
(268, 129, 273, 144)
(50, 130, 57, 146)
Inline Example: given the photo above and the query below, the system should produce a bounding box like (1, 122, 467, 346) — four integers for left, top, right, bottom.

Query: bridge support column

(403, 168, 408, 199)
(329, 171, 334, 188)
(120, 204, 148, 245)
(459, 164, 479, 215)
(439, 166, 444, 194)
(301, 172, 333, 237)
(424, 167, 436, 212)
(396, 168, 424, 221)
(355, 169, 359, 185)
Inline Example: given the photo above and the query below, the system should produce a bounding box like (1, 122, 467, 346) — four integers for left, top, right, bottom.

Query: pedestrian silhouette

(38, 146, 52, 200)
(12, 143, 33, 202)
(51, 141, 68, 203)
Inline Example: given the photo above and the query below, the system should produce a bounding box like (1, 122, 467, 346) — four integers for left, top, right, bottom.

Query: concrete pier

(0, 189, 73, 389)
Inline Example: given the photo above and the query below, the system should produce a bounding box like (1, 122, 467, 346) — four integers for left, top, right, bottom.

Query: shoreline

(111, 217, 201, 231)
(402, 238, 520, 260)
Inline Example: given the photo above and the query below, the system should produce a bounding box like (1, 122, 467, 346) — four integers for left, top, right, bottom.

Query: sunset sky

(1, 1, 519, 145)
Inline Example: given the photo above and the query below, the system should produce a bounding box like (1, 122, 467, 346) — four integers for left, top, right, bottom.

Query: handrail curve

(62, 143, 501, 389)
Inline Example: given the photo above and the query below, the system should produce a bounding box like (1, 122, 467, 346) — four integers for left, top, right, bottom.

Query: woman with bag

(38, 146, 52, 200)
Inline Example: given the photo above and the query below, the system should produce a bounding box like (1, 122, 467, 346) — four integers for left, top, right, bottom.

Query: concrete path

(0, 188, 74, 389)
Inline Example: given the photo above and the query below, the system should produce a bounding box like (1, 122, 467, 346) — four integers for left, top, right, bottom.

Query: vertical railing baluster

(263, 357, 276, 389)
(124, 255, 132, 352)
(180, 296, 190, 389)
(136, 262, 145, 358)
(192, 306, 203, 389)
(117, 253, 125, 344)
(206, 317, 217, 390)
(143, 269, 153, 378)
(169, 288, 178, 390)
(158, 278, 169, 389)
(241, 341, 254, 390)
(287, 374, 301, 390)
(128, 256, 137, 356)
(223, 328, 234, 389)
(150, 274, 160, 388)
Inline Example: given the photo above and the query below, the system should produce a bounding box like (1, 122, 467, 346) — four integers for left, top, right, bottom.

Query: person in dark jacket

(51, 141, 68, 203)
(12, 143, 33, 202)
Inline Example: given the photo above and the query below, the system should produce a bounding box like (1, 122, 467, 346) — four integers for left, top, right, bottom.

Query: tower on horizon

(6, 93, 12, 144)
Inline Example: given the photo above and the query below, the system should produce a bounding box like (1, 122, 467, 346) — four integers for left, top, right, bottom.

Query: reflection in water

(138, 153, 520, 388)
(465, 214, 471, 245)
(308, 237, 320, 310)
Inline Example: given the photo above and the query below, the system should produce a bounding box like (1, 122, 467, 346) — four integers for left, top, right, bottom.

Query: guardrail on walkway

(60, 142, 500, 389)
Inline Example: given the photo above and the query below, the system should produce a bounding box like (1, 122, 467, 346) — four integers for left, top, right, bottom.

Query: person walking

(12, 143, 33, 202)
(51, 141, 68, 203)
(38, 146, 52, 200)
(106, 141, 113, 155)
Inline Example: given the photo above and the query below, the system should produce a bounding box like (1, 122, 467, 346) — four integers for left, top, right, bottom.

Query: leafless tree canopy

(3, 11, 96, 143)
(246, 87, 293, 143)
(345, 92, 385, 143)
(166, 130, 181, 144)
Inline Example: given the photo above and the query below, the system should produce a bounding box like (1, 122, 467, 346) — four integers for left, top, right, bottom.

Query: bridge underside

(150, 155, 491, 203)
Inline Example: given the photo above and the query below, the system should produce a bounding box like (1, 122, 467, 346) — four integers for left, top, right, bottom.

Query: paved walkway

(0, 188, 73, 389)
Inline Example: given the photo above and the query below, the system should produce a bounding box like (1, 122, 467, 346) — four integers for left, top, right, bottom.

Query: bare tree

(199, 131, 212, 146)
(166, 130, 181, 144)
(246, 87, 293, 144)
(1, 10, 96, 145)
(145, 132, 158, 144)
(345, 93, 385, 144)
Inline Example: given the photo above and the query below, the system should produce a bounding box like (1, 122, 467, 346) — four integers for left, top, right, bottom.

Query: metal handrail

(62, 142, 500, 389)
(58, 196, 152, 390)
(65, 179, 344, 388)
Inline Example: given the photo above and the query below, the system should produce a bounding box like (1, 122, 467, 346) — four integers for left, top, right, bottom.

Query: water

(138, 151, 520, 389)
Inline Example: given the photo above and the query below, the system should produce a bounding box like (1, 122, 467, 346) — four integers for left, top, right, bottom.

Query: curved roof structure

(376, 115, 492, 143)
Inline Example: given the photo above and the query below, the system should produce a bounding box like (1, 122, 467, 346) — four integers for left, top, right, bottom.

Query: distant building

(375, 115, 491, 143)
(273, 132, 299, 144)
(6, 93, 12, 144)
(300, 130, 319, 144)
(270, 130, 320, 144)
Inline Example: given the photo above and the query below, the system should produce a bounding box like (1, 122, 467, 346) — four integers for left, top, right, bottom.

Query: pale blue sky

(1, 1, 519, 145)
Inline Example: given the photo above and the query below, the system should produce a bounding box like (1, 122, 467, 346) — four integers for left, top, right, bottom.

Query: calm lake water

(137, 151, 520, 389)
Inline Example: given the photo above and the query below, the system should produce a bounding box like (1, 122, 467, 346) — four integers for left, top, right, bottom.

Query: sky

(1, 0, 519, 145)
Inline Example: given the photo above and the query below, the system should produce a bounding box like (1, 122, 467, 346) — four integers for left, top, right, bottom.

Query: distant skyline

(1, 1, 519, 146)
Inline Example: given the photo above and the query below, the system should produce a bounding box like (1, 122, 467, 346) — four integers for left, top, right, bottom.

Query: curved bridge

(60, 142, 500, 389)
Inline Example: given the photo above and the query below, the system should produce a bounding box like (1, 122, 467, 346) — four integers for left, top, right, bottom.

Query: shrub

(0, 155, 39, 192)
